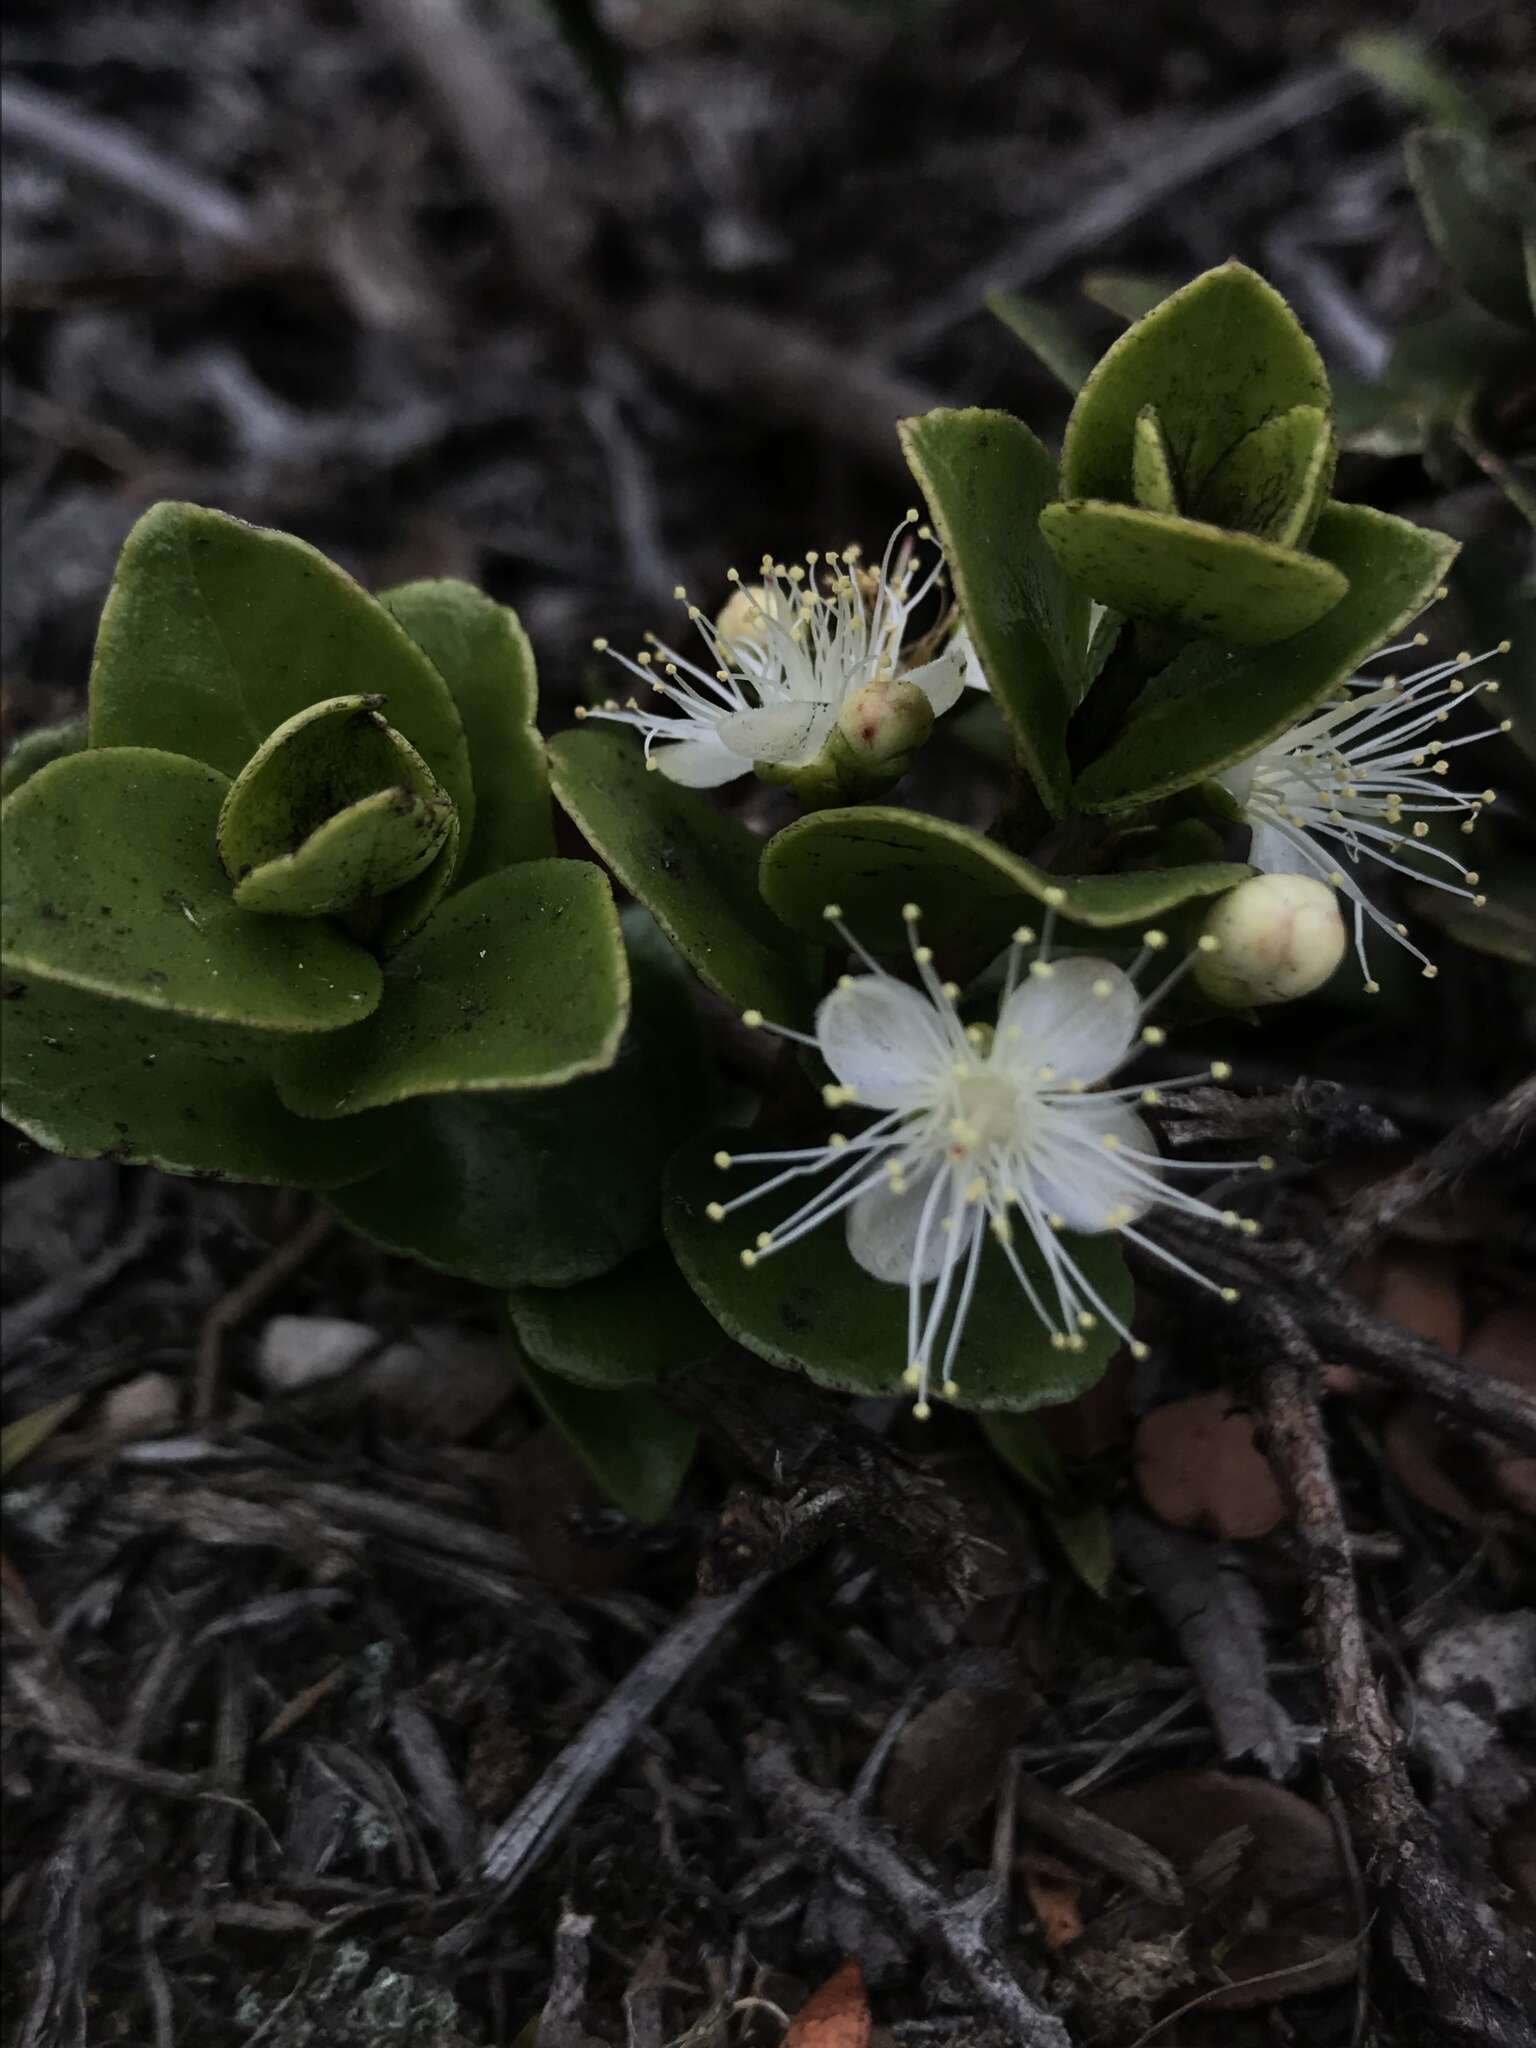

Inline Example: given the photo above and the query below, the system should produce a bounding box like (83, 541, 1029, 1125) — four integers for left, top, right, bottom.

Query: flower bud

(834, 677, 935, 768)
(713, 584, 782, 650)
(1194, 873, 1346, 1007)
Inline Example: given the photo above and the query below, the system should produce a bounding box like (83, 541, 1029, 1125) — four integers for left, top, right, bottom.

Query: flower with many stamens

(1215, 637, 1509, 988)
(709, 903, 1268, 1417)
(578, 515, 967, 791)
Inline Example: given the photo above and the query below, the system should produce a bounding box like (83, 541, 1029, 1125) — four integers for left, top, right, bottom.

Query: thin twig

(3, 1176, 165, 1357)
(748, 1740, 1073, 2048)
(892, 62, 1361, 354)
(1252, 1298, 1536, 2046)
(463, 1578, 765, 1916)
(192, 1208, 334, 1424)
(0, 79, 263, 255)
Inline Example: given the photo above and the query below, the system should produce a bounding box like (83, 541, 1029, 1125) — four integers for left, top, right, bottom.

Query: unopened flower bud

(834, 677, 935, 767)
(1195, 873, 1346, 1007)
(713, 584, 780, 649)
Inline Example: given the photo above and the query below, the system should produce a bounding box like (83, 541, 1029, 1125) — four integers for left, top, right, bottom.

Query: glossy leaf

(88, 503, 475, 852)
(762, 805, 1249, 954)
(276, 859, 626, 1117)
(382, 580, 556, 881)
(1, 972, 390, 1186)
(509, 1248, 721, 1388)
(666, 1132, 1127, 1411)
(1406, 128, 1536, 329)
(328, 908, 708, 1285)
(1060, 262, 1330, 507)
(987, 290, 1093, 392)
(900, 408, 1091, 814)
(1038, 501, 1348, 645)
(1075, 502, 1460, 810)
(1, 749, 381, 1030)
(218, 696, 453, 917)
(520, 1360, 697, 1524)
(547, 723, 818, 1024)
(1, 719, 87, 802)
(1197, 404, 1334, 546)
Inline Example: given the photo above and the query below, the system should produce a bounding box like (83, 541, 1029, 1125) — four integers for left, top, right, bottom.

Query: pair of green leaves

(916, 264, 1459, 818)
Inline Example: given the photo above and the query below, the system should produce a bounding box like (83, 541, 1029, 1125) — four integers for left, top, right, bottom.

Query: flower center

(942, 1063, 1032, 1158)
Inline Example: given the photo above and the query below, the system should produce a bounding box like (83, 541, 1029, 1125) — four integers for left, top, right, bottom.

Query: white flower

(579, 515, 968, 787)
(709, 904, 1265, 1417)
(1216, 638, 1509, 989)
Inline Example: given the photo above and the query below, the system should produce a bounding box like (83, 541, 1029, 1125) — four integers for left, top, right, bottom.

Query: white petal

(955, 629, 989, 692)
(996, 957, 1137, 1085)
(1024, 1100, 1159, 1233)
(845, 1163, 950, 1284)
(655, 733, 749, 788)
(815, 975, 951, 1108)
(902, 642, 969, 718)
(719, 700, 839, 765)
(1246, 820, 1305, 875)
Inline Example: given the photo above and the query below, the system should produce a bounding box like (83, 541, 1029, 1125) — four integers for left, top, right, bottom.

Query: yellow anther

(1220, 1286, 1241, 1304)
(1101, 1133, 1123, 1152)
(913, 1400, 932, 1420)
(941, 1378, 961, 1401)
(1258, 1154, 1275, 1172)
(1141, 1088, 1163, 1107)
(902, 901, 922, 922)
(713, 1150, 733, 1170)
(1422, 963, 1439, 979)
(706, 1202, 726, 1222)
(755, 1231, 774, 1249)
(1130, 1340, 1150, 1361)
(829, 1132, 849, 1150)
(1143, 929, 1169, 951)
(1012, 926, 1035, 946)
(1092, 978, 1114, 998)
(1210, 1059, 1232, 1081)
(591, 636, 610, 651)
(823, 902, 843, 921)
(740, 1248, 758, 1268)
(1029, 960, 1055, 979)
(1364, 979, 1381, 994)
(1043, 886, 1067, 907)
(942, 980, 961, 999)
(914, 945, 934, 965)
(1197, 934, 1220, 954)
(742, 1008, 764, 1028)
(1141, 1025, 1166, 1046)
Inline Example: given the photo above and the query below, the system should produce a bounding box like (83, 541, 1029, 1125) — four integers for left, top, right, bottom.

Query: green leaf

(665, 1132, 1127, 1411)
(986, 290, 1094, 392)
(88, 503, 476, 856)
(547, 723, 818, 1025)
(2, 971, 390, 1187)
(327, 908, 709, 1285)
(1060, 262, 1331, 508)
(981, 1411, 1068, 1498)
(1196, 405, 1335, 546)
(1038, 501, 1348, 646)
(1, 749, 382, 1031)
(1075, 502, 1460, 810)
(1081, 272, 1180, 323)
(520, 1361, 696, 1524)
(276, 860, 626, 1117)
(2, 1396, 83, 1479)
(509, 1248, 721, 1388)
(1040, 1498, 1114, 1595)
(1, 719, 87, 802)
(218, 696, 453, 918)
(381, 581, 556, 882)
(1343, 31, 1488, 137)
(761, 804, 1249, 955)
(900, 408, 1091, 815)
(1132, 406, 1179, 514)
(1406, 128, 1536, 329)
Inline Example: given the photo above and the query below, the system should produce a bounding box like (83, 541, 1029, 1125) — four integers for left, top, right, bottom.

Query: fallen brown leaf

(783, 1958, 870, 2048)
(878, 1669, 1030, 1852)
(1024, 1870, 1084, 1950)
(1133, 1391, 1285, 1540)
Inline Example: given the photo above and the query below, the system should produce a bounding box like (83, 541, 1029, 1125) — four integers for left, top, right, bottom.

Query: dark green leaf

(1074, 502, 1460, 810)
(986, 291, 1094, 392)
(1060, 262, 1331, 507)
(761, 804, 1250, 954)
(520, 1362, 696, 1525)
(1, 972, 389, 1186)
(900, 407, 1091, 814)
(1196, 405, 1334, 546)
(509, 1247, 721, 1389)
(665, 1132, 1128, 1411)
(1, 748, 382, 1031)
(89, 503, 475, 852)
(276, 859, 626, 1117)
(381, 580, 556, 882)
(1038, 501, 1348, 645)
(1343, 32, 1488, 137)
(1, 719, 87, 802)
(1406, 128, 1536, 329)
(547, 723, 818, 1024)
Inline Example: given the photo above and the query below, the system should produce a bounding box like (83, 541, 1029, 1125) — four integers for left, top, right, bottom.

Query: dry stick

(1326, 1071, 1536, 1272)
(1010, 1768, 1184, 1908)
(2, 1175, 165, 1357)
(891, 61, 1361, 355)
(360, 0, 939, 481)
(192, 1207, 334, 1423)
(0, 79, 263, 255)
(462, 1578, 765, 1920)
(748, 1741, 1074, 2048)
(1252, 1298, 1536, 2048)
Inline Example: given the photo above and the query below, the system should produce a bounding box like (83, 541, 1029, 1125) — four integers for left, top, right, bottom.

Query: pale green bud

(1195, 873, 1346, 1007)
(834, 677, 935, 767)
